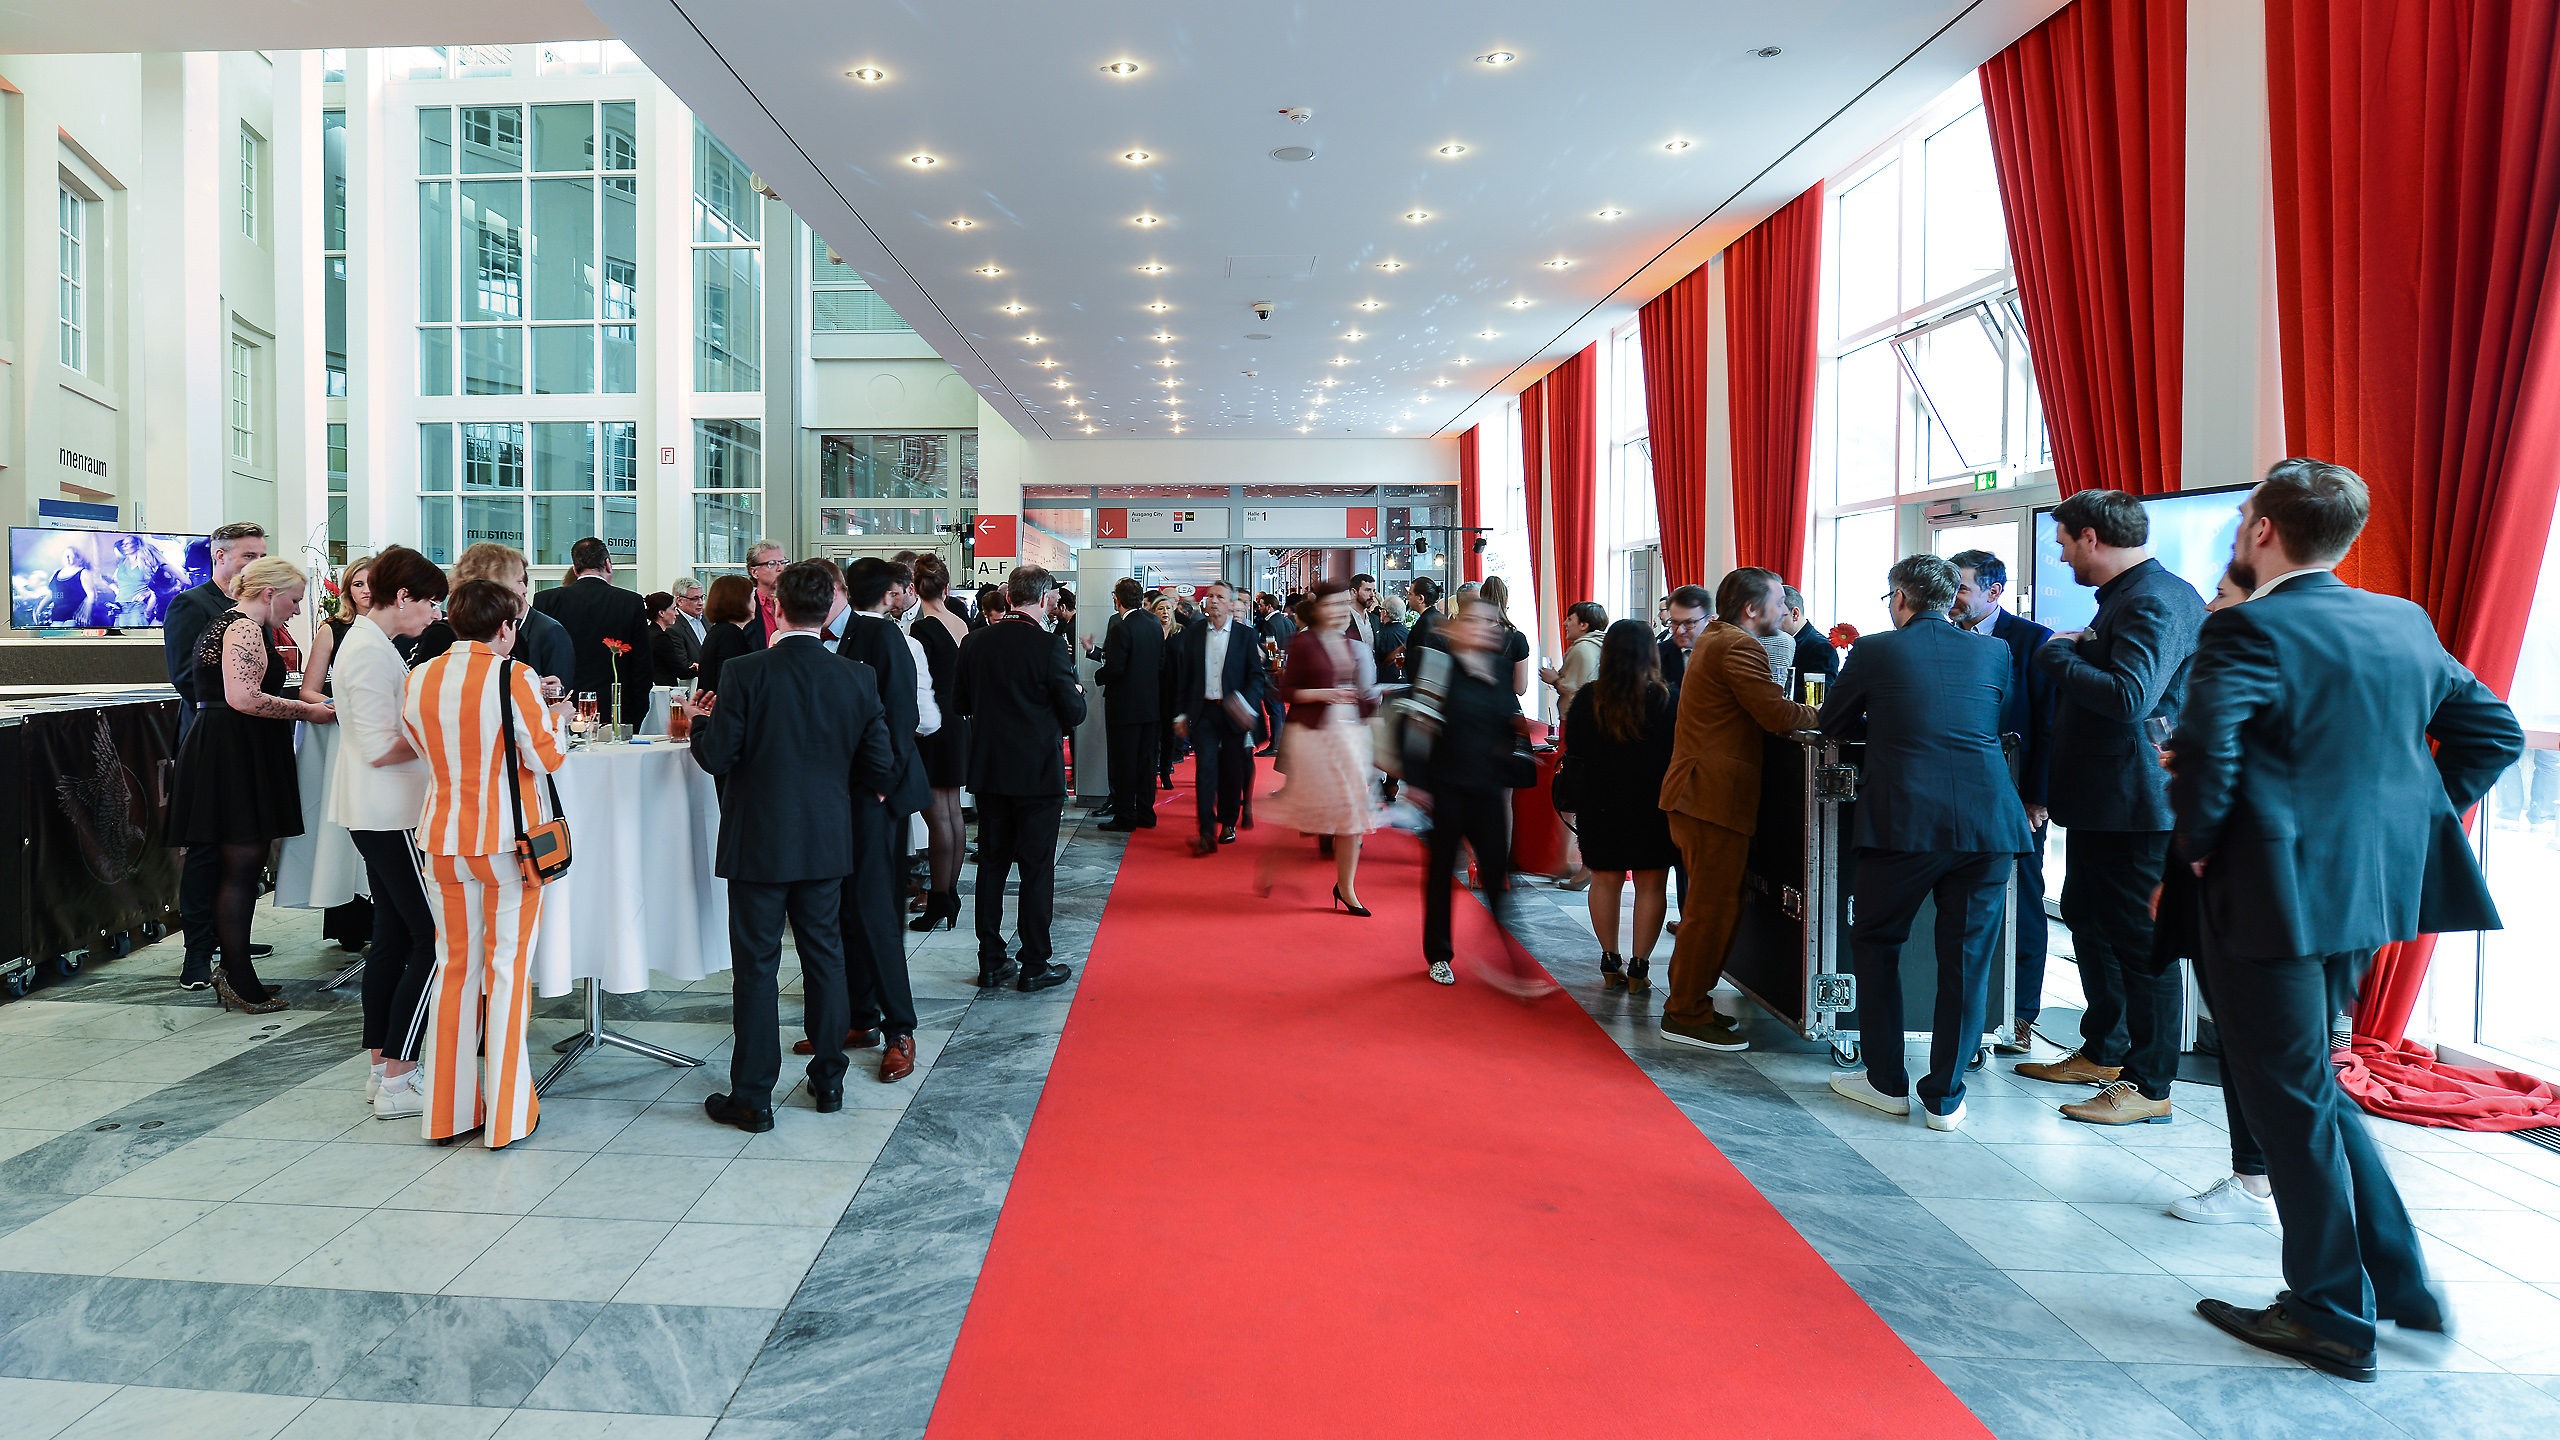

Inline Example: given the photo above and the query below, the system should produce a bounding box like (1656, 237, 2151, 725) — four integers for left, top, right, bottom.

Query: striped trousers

(422, 853, 543, 1147)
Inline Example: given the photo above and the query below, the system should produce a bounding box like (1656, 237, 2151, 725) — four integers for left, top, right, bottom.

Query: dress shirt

(2249, 566, 2331, 601)
(681, 611, 706, 645)
(1202, 617, 1239, 700)
(1347, 606, 1375, 646)
(1964, 605, 2000, 633)
(894, 598, 923, 632)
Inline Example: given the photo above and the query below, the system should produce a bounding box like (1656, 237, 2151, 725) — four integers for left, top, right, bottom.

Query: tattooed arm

(221, 618, 332, 723)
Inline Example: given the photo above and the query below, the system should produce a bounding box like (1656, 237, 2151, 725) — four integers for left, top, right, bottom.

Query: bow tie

(820, 628, 837, 643)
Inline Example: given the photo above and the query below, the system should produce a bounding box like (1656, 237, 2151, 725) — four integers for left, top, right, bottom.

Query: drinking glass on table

(572, 692, 599, 745)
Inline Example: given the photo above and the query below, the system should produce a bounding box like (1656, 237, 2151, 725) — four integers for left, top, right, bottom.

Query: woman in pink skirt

(1254, 578, 1381, 914)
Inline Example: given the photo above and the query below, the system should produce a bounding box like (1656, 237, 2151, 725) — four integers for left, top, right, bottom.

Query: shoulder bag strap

(494, 658, 566, 843)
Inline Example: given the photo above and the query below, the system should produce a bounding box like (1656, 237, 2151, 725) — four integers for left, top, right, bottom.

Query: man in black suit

(2018, 489, 2205, 1125)
(1659, 583, 1710, 686)
(1817, 554, 2031, 1128)
(1778, 584, 1841, 701)
(2173, 460, 2521, 1381)
(666, 574, 707, 671)
(531, 537, 652, 727)
(1173, 581, 1268, 856)
(684, 560, 895, 1133)
(165, 521, 268, 991)
(1950, 549, 2058, 1054)
(828, 557, 937, 1079)
(954, 566, 1087, 991)
(1095, 576, 1163, 832)
(1404, 576, 1444, 657)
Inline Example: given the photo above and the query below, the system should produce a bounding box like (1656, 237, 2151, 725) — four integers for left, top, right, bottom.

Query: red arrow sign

(973, 514, 1017, 557)
(1098, 508, 1129, 540)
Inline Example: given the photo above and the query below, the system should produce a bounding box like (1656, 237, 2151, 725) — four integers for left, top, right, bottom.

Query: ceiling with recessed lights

(588, 1, 2070, 440)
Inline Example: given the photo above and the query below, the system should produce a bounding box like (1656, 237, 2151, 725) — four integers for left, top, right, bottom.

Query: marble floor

(3, 808, 2558, 1440)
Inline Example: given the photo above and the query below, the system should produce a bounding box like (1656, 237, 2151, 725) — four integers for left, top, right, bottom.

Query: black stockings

(923, 788, 966, 893)
(214, 842, 272, 1000)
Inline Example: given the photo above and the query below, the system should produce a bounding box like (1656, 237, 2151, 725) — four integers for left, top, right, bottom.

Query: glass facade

(422, 420, 637, 567)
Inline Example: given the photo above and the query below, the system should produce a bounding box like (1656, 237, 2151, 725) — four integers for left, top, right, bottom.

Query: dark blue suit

(1819, 613, 2030, 1113)
(1977, 606, 2056, 1025)
(1176, 616, 1270, 840)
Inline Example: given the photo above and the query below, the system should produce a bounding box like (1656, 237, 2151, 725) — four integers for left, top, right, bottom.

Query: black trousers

(1108, 721, 1160, 826)
(727, 876, 852, 1111)
(1422, 786, 1522, 965)
(2207, 947, 2433, 1350)
(1192, 710, 1255, 836)
(179, 839, 223, 972)
(2057, 828, 2181, 1098)
(2011, 822, 2050, 1024)
(1851, 849, 2008, 1114)
(350, 830, 438, 1058)
(975, 793, 1064, 968)
(842, 802, 916, 1037)
(2195, 949, 2363, 1178)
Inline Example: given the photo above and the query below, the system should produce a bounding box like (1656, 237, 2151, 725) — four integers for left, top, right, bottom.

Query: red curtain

(1723, 184, 1824, 581)
(1457, 426, 1486, 582)
(1545, 346, 1600, 641)
(1518, 377, 1548, 626)
(1639, 266, 1712, 588)
(1980, 0, 2188, 498)
(2264, 0, 2560, 1110)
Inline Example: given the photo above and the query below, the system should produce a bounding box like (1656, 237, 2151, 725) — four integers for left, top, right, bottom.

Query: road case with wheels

(0, 688, 183, 999)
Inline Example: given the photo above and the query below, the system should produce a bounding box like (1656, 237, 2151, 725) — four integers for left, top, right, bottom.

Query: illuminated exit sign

(1973, 470, 2000, 491)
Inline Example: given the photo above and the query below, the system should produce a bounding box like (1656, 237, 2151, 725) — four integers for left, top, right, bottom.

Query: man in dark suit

(531, 537, 652, 727)
(666, 574, 706, 671)
(1173, 581, 1269, 856)
(165, 522, 268, 991)
(1778, 585, 1841, 702)
(2018, 489, 2205, 1125)
(1096, 576, 1163, 832)
(1252, 592, 1297, 755)
(1817, 555, 2031, 1127)
(1950, 549, 2057, 1054)
(2172, 460, 2521, 1381)
(684, 560, 895, 1133)
(1659, 583, 1710, 686)
(741, 540, 788, 649)
(954, 566, 1087, 991)
(827, 557, 935, 1079)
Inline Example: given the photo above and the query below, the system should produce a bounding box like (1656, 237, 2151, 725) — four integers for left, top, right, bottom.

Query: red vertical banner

(1519, 380, 1548, 624)
(1458, 427, 1486, 582)
(1545, 344, 1599, 633)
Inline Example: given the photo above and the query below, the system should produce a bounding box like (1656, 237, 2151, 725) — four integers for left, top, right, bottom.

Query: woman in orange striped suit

(402, 578, 570, 1147)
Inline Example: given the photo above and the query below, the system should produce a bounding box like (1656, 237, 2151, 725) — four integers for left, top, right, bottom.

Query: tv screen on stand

(2030, 485, 2250, 633)
(9, 527, 212, 631)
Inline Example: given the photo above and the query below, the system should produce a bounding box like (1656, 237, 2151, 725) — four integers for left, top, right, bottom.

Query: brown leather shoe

(792, 1028, 881, 1056)
(878, 1034, 916, 1083)
(2196, 1298, 2376, 1381)
(2061, 1081, 2173, 1125)
(2015, 1050, 2123, 1085)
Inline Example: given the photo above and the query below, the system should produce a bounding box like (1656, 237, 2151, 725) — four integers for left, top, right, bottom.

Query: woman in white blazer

(329, 547, 450, 1121)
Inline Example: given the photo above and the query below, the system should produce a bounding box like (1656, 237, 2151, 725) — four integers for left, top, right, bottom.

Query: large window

(810, 229, 912, 333)
(694, 125, 762, 391)
(229, 338, 258, 462)
(239, 125, 262, 241)
(323, 109, 347, 397)
(418, 102, 640, 396)
(419, 421, 637, 568)
(694, 419, 762, 565)
(817, 432, 974, 542)
(1598, 323, 1658, 627)
(57, 186, 87, 372)
(327, 423, 349, 563)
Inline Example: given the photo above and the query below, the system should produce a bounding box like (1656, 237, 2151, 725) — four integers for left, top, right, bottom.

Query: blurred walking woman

(167, 557, 336, 1013)
(1561, 621, 1682, 993)
(402, 579, 569, 1148)
(1254, 579, 1380, 914)
(331, 547, 448, 1121)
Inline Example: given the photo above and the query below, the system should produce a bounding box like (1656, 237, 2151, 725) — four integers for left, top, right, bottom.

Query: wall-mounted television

(2031, 484, 2250, 633)
(8, 528, 211, 630)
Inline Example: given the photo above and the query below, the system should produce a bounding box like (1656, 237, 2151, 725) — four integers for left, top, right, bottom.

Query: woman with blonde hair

(167, 556, 335, 1012)
(299, 554, 374, 701)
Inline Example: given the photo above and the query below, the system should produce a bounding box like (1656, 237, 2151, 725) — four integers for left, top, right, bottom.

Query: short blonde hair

(453, 542, 529, 587)
(231, 556, 308, 603)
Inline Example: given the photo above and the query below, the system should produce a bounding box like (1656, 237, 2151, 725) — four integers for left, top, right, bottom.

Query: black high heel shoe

(1625, 957, 1652, 995)
(1601, 952, 1626, 990)
(211, 966, 287, 1014)
(1332, 885, 1371, 918)
(906, 890, 959, 933)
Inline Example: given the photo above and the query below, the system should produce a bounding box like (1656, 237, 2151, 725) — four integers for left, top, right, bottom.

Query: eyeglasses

(749, 560, 784, 571)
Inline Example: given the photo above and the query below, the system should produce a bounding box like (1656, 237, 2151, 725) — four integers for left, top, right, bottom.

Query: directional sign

(973, 513, 1017, 557)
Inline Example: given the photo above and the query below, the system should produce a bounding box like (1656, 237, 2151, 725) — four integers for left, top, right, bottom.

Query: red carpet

(926, 771, 1990, 1438)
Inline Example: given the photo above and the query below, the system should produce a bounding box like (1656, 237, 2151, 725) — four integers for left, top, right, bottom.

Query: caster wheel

(1829, 1043, 1862, 1069)
(5, 971, 29, 998)
(1969, 1047, 1989, 1072)
(56, 950, 85, 978)
(110, 932, 134, 958)
(141, 922, 165, 943)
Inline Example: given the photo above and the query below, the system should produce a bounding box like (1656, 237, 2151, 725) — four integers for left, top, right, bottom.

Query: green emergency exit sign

(1973, 470, 1999, 491)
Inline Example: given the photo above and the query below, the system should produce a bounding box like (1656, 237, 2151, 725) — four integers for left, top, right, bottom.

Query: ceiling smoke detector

(1281, 107, 1313, 123)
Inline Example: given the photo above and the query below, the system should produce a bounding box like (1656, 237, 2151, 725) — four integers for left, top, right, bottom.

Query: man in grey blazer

(2020, 489, 2205, 1126)
(1817, 554, 2031, 1129)
(2172, 460, 2520, 1380)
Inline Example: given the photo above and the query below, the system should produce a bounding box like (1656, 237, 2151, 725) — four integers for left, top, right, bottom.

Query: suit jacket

(954, 616, 1087, 797)
(698, 621, 751, 693)
(533, 576, 653, 724)
(1787, 623, 1840, 697)
(1658, 634, 1688, 686)
(834, 611, 930, 816)
(1174, 616, 1270, 730)
(1096, 608, 1163, 724)
(403, 607, 576, 686)
(688, 634, 894, 882)
(650, 625, 697, 685)
(1818, 614, 2031, 854)
(166, 582, 229, 704)
(1257, 608, 1299, 650)
(2169, 571, 2522, 959)
(2037, 557, 2204, 832)
(671, 614, 704, 667)
(1657, 620, 1820, 836)
(1977, 607, 2058, 808)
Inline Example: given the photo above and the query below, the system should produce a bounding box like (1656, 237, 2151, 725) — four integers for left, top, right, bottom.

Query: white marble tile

(489, 1410, 713, 1439)
(51, 1385, 311, 1440)
(385, 1146, 588, 1215)
(1976, 1141, 2187, 1204)
(1842, 1140, 2056, 1201)
(2418, 1207, 2560, 1283)
(2009, 1270, 2293, 1368)
(2377, 1149, 2536, 1211)
(597, 1101, 754, 1160)
(440, 1216, 674, 1302)
(59, 1005, 235, 1042)
(1952, 1095, 2123, 1148)
(271, 1399, 511, 1440)
(2435, 1279, 2560, 1373)
(734, 1106, 900, 1165)
(0, 1126, 65, 1161)
(685, 1160, 868, 1228)
(0, 1377, 122, 1440)
(1920, 1197, 2165, 1274)
(111, 1200, 367, 1285)
(613, 1221, 829, 1308)
(94, 1137, 321, 1202)
(273, 1208, 510, 1294)
(504, 1099, 650, 1154)
(535, 1153, 731, 1222)
(2075, 1201, 2286, 1281)
(2, 1080, 170, 1132)
(235, 1140, 451, 1207)
(0, 1194, 223, 1274)
(0, 1001, 123, 1037)
(209, 1091, 372, 1144)
(0, 1037, 151, 1079)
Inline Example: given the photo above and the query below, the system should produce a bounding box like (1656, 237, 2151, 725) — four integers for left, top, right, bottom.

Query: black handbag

(497, 659, 573, 886)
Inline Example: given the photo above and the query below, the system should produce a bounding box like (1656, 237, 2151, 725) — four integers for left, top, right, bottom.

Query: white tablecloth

(530, 740, 728, 997)
(274, 722, 368, 910)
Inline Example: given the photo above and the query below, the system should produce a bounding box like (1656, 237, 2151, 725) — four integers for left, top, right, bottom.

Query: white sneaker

(1427, 961, 1456, 986)
(373, 1069, 425, 1121)
(2171, 1175, 2279, 1226)
(366, 1062, 385, 1103)
(1923, 1100, 1967, 1131)
(1829, 1073, 1912, 1117)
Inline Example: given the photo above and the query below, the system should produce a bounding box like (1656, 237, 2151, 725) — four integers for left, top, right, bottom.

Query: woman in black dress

(695, 574, 755, 693)
(645, 590, 698, 685)
(1561, 620, 1682, 994)
(168, 557, 338, 1013)
(907, 554, 971, 930)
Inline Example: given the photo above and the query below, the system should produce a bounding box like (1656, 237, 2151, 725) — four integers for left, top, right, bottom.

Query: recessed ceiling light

(1000, 302, 1024, 313)
(1099, 60, 1141, 76)
(1137, 263, 1166, 274)
(908, 154, 939, 167)
(1053, 380, 1071, 388)
(1344, 330, 1365, 341)
(1475, 51, 1517, 66)
(1477, 329, 1499, 339)
(846, 66, 887, 83)
(1437, 143, 1468, 157)
(1595, 207, 1625, 219)
(1404, 210, 1431, 223)
(1376, 260, 1404, 271)
(1506, 298, 1530, 308)
(1085, 424, 1098, 432)
(1146, 302, 1170, 312)
(1036, 359, 1058, 368)
(1122, 150, 1152, 163)
(974, 265, 1002, 276)
(1157, 357, 1177, 366)
(1170, 425, 1184, 432)
(1321, 377, 1338, 387)
(948, 218, 975, 228)
(1543, 258, 1573, 269)
(1132, 213, 1162, 227)
(1663, 139, 1692, 152)
(1021, 333, 1043, 342)
(1434, 377, 1450, 386)
(1153, 332, 1175, 342)
(1357, 300, 1382, 310)
(1331, 356, 1354, 365)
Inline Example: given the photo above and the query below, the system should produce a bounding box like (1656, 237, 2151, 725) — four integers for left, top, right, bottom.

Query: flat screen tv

(2030, 484, 2251, 633)
(8, 527, 211, 630)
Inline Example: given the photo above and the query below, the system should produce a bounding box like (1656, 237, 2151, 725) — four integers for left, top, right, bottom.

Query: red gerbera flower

(1827, 623, 1860, 649)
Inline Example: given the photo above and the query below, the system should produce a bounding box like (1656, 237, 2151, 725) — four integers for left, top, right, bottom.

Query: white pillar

(1700, 252, 1741, 582)
(2182, 0, 2288, 491)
